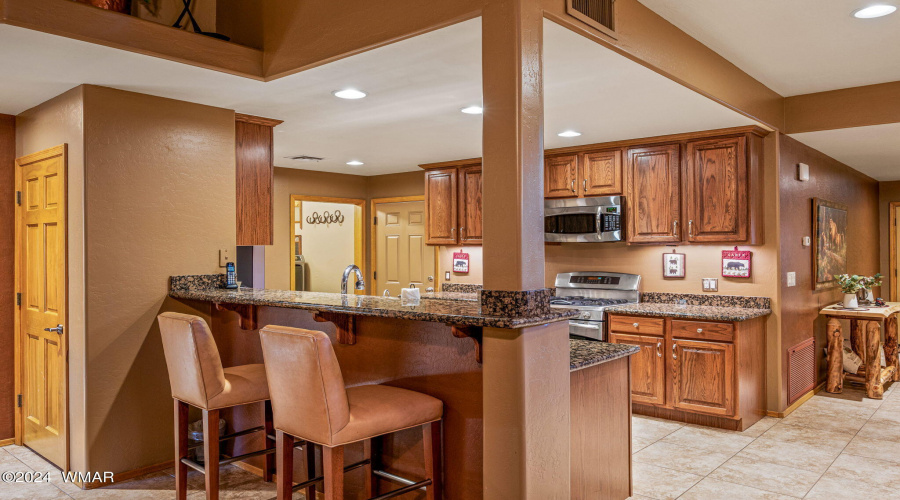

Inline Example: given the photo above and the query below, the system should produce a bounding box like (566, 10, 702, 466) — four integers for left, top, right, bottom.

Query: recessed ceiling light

(558, 130, 582, 138)
(853, 4, 897, 18)
(346, 160, 364, 166)
(460, 105, 483, 115)
(333, 89, 367, 99)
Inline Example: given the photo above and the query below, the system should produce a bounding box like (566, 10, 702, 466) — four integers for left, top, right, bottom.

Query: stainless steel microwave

(544, 196, 623, 243)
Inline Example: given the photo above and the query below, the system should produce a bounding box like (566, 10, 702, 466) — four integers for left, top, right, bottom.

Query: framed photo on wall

(663, 252, 686, 278)
(812, 198, 848, 290)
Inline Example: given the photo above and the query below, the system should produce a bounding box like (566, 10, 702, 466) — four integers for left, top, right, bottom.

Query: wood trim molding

(785, 81, 900, 134)
(235, 113, 284, 127)
(891, 202, 900, 302)
(0, 438, 15, 447)
(80, 460, 174, 490)
(766, 382, 825, 418)
(419, 158, 482, 170)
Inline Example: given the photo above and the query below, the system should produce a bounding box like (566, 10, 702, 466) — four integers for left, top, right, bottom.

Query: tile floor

(1, 384, 897, 499)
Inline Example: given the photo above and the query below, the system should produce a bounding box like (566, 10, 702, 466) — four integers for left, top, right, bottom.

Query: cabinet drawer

(609, 316, 664, 335)
(672, 320, 734, 342)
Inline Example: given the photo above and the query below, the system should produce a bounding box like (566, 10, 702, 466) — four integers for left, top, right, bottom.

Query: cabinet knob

(633, 322, 639, 328)
(697, 328, 703, 333)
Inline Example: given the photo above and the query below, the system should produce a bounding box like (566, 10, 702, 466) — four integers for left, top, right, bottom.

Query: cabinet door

(545, 154, 579, 198)
(626, 144, 681, 243)
(581, 149, 622, 196)
(684, 136, 748, 242)
(671, 339, 735, 416)
(609, 332, 666, 406)
(457, 165, 483, 244)
(425, 168, 458, 244)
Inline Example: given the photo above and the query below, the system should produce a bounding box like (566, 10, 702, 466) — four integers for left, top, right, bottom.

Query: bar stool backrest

(259, 326, 351, 445)
(158, 312, 228, 408)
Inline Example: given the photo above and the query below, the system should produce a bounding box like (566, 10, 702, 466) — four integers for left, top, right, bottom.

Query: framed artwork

(722, 248, 752, 278)
(453, 252, 470, 273)
(812, 198, 848, 290)
(663, 252, 685, 278)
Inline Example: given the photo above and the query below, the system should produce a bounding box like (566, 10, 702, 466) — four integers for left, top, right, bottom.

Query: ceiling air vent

(284, 155, 324, 162)
(567, 0, 616, 38)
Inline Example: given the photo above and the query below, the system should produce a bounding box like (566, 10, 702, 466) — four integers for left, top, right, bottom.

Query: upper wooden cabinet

(684, 136, 749, 243)
(235, 113, 282, 246)
(544, 154, 579, 198)
(626, 144, 681, 244)
(421, 159, 482, 245)
(582, 149, 623, 196)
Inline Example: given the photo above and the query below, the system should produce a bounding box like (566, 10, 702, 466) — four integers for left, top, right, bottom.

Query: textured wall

(0, 114, 15, 441)
(879, 181, 900, 298)
(81, 85, 235, 473)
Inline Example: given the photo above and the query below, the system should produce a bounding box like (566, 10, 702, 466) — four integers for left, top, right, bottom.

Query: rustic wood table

(821, 303, 900, 399)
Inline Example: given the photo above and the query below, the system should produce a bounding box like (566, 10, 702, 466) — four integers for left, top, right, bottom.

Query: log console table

(822, 303, 900, 399)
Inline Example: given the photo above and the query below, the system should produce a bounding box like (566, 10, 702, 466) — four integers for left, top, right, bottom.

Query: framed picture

(453, 252, 469, 273)
(663, 252, 685, 278)
(722, 248, 752, 278)
(812, 198, 848, 290)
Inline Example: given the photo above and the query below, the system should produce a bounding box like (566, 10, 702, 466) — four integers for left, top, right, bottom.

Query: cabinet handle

(672, 343, 678, 359)
(656, 341, 662, 357)
(633, 322, 639, 328)
(672, 220, 678, 237)
(697, 328, 703, 333)
(571, 180, 575, 193)
(688, 220, 694, 238)
(451, 228, 455, 239)
(583, 179, 587, 191)
(461, 227, 466, 239)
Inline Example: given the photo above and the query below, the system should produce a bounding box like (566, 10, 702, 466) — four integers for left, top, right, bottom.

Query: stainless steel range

(551, 272, 641, 341)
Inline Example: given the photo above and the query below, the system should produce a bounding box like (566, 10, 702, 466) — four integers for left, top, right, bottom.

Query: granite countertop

(421, 292, 479, 302)
(604, 302, 771, 322)
(170, 287, 577, 329)
(570, 339, 640, 371)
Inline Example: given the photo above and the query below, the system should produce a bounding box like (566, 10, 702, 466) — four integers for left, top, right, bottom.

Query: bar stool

(158, 312, 277, 500)
(259, 325, 444, 500)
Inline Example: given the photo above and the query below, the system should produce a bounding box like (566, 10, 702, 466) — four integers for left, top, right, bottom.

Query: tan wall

(15, 87, 87, 471)
(0, 114, 15, 440)
(80, 85, 235, 473)
(880, 181, 900, 298)
(438, 246, 484, 285)
(297, 200, 358, 292)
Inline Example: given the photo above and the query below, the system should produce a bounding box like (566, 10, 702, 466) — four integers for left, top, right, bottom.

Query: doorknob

(44, 324, 64, 335)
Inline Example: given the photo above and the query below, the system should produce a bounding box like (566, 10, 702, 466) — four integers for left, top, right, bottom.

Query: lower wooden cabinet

(609, 313, 765, 431)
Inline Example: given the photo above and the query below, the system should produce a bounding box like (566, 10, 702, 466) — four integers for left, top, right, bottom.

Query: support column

(481, 1, 570, 498)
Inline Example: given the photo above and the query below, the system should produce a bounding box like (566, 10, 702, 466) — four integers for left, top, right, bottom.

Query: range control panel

(569, 275, 621, 285)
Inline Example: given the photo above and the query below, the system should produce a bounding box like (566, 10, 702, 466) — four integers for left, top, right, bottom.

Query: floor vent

(567, 0, 616, 38)
(787, 338, 816, 405)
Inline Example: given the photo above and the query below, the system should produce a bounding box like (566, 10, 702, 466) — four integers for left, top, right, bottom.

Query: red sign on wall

(453, 252, 470, 273)
(722, 247, 752, 278)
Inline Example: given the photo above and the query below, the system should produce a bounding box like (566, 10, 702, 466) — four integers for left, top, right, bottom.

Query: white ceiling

(0, 18, 757, 175)
(638, 0, 900, 96)
(790, 124, 900, 181)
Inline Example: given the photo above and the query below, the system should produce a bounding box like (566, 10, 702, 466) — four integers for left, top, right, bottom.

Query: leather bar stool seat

(260, 325, 444, 500)
(158, 312, 278, 500)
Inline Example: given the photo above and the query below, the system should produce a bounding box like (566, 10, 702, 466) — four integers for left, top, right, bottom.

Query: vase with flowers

(836, 274, 865, 308)
(856, 273, 883, 305)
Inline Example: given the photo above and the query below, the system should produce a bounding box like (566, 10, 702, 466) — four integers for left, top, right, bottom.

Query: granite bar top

(169, 278, 576, 329)
(421, 292, 479, 302)
(570, 339, 640, 371)
(604, 302, 771, 322)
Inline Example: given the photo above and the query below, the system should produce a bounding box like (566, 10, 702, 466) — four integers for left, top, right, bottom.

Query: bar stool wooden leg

(305, 441, 317, 500)
(423, 421, 443, 500)
(174, 400, 189, 500)
(275, 430, 293, 500)
(323, 445, 344, 500)
(263, 401, 275, 482)
(202, 409, 220, 500)
(363, 439, 374, 498)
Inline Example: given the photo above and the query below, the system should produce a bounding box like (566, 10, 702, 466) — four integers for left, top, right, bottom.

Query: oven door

(569, 320, 604, 341)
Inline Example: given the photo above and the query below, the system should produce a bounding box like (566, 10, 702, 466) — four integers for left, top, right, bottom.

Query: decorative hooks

(305, 210, 344, 225)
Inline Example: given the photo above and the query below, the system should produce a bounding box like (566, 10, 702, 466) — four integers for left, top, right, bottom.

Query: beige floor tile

(679, 478, 797, 499)
(780, 402, 872, 434)
(631, 415, 684, 443)
(631, 462, 703, 500)
(0, 479, 70, 500)
(707, 455, 821, 498)
(660, 425, 755, 454)
(842, 434, 900, 464)
(868, 406, 900, 424)
(855, 417, 900, 442)
(804, 470, 897, 499)
(812, 389, 884, 409)
(633, 441, 734, 476)
(67, 471, 176, 499)
(633, 435, 657, 453)
(736, 438, 843, 474)
(758, 422, 854, 452)
(739, 416, 780, 438)
(185, 465, 276, 498)
(826, 452, 900, 489)
(0, 450, 32, 472)
(3, 445, 62, 474)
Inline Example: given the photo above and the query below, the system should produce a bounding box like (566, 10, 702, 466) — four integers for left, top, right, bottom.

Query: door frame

(891, 201, 900, 301)
(289, 195, 366, 293)
(370, 196, 438, 292)
(14, 144, 69, 471)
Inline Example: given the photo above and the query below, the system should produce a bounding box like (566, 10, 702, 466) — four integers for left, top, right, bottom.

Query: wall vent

(285, 155, 324, 162)
(567, 0, 616, 38)
(787, 337, 816, 405)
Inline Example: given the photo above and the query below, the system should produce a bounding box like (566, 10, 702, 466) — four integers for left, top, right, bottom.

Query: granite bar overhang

(168, 276, 577, 329)
(570, 340, 639, 371)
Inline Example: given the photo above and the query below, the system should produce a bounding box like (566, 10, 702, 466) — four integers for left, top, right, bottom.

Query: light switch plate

(702, 278, 718, 292)
(445, 271, 451, 281)
(787, 272, 797, 287)
(219, 248, 230, 267)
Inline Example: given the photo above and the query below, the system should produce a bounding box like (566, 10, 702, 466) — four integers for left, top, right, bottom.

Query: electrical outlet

(702, 278, 718, 292)
(787, 272, 797, 287)
(219, 248, 230, 267)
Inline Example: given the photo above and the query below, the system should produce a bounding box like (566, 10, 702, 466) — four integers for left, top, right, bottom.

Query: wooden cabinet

(609, 332, 665, 406)
(421, 160, 482, 245)
(608, 314, 765, 431)
(235, 113, 282, 245)
(626, 144, 681, 244)
(684, 136, 749, 242)
(582, 149, 623, 196)
(544, 154, 579, 198)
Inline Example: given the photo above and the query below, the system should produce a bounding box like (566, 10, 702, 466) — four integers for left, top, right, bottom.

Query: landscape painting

(812, 198, 848, 290)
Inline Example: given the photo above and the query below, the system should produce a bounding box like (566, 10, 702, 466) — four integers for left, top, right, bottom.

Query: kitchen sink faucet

(341, 264, 366, 294)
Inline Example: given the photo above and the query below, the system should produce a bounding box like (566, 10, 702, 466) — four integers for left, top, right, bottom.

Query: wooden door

(684, 136, 748, 242)
(425, 168, 457, 244)
(671, 339, 735, 416)
(609, 332, 665, 406)
(375, 201, 435, 297)
(16, 145, 68, 468)
(457, 165, 483, 244)
(626, 144, 681, 243)
(544, 154, 579, 199)
(581, 149, 622, 196)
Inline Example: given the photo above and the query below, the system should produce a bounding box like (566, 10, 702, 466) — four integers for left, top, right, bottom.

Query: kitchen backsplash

(642, 292, 770, 310)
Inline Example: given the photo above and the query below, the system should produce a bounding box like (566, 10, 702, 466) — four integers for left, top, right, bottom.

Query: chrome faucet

(341, 264, 365, 294)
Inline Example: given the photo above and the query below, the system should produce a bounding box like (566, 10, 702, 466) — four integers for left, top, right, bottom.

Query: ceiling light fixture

(853, 4, 897, 18)
(460, 105, 483, 115)
(558, 130, 582, 138)
(333, 89, 367, 99)
(346, 160, 364, 166)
